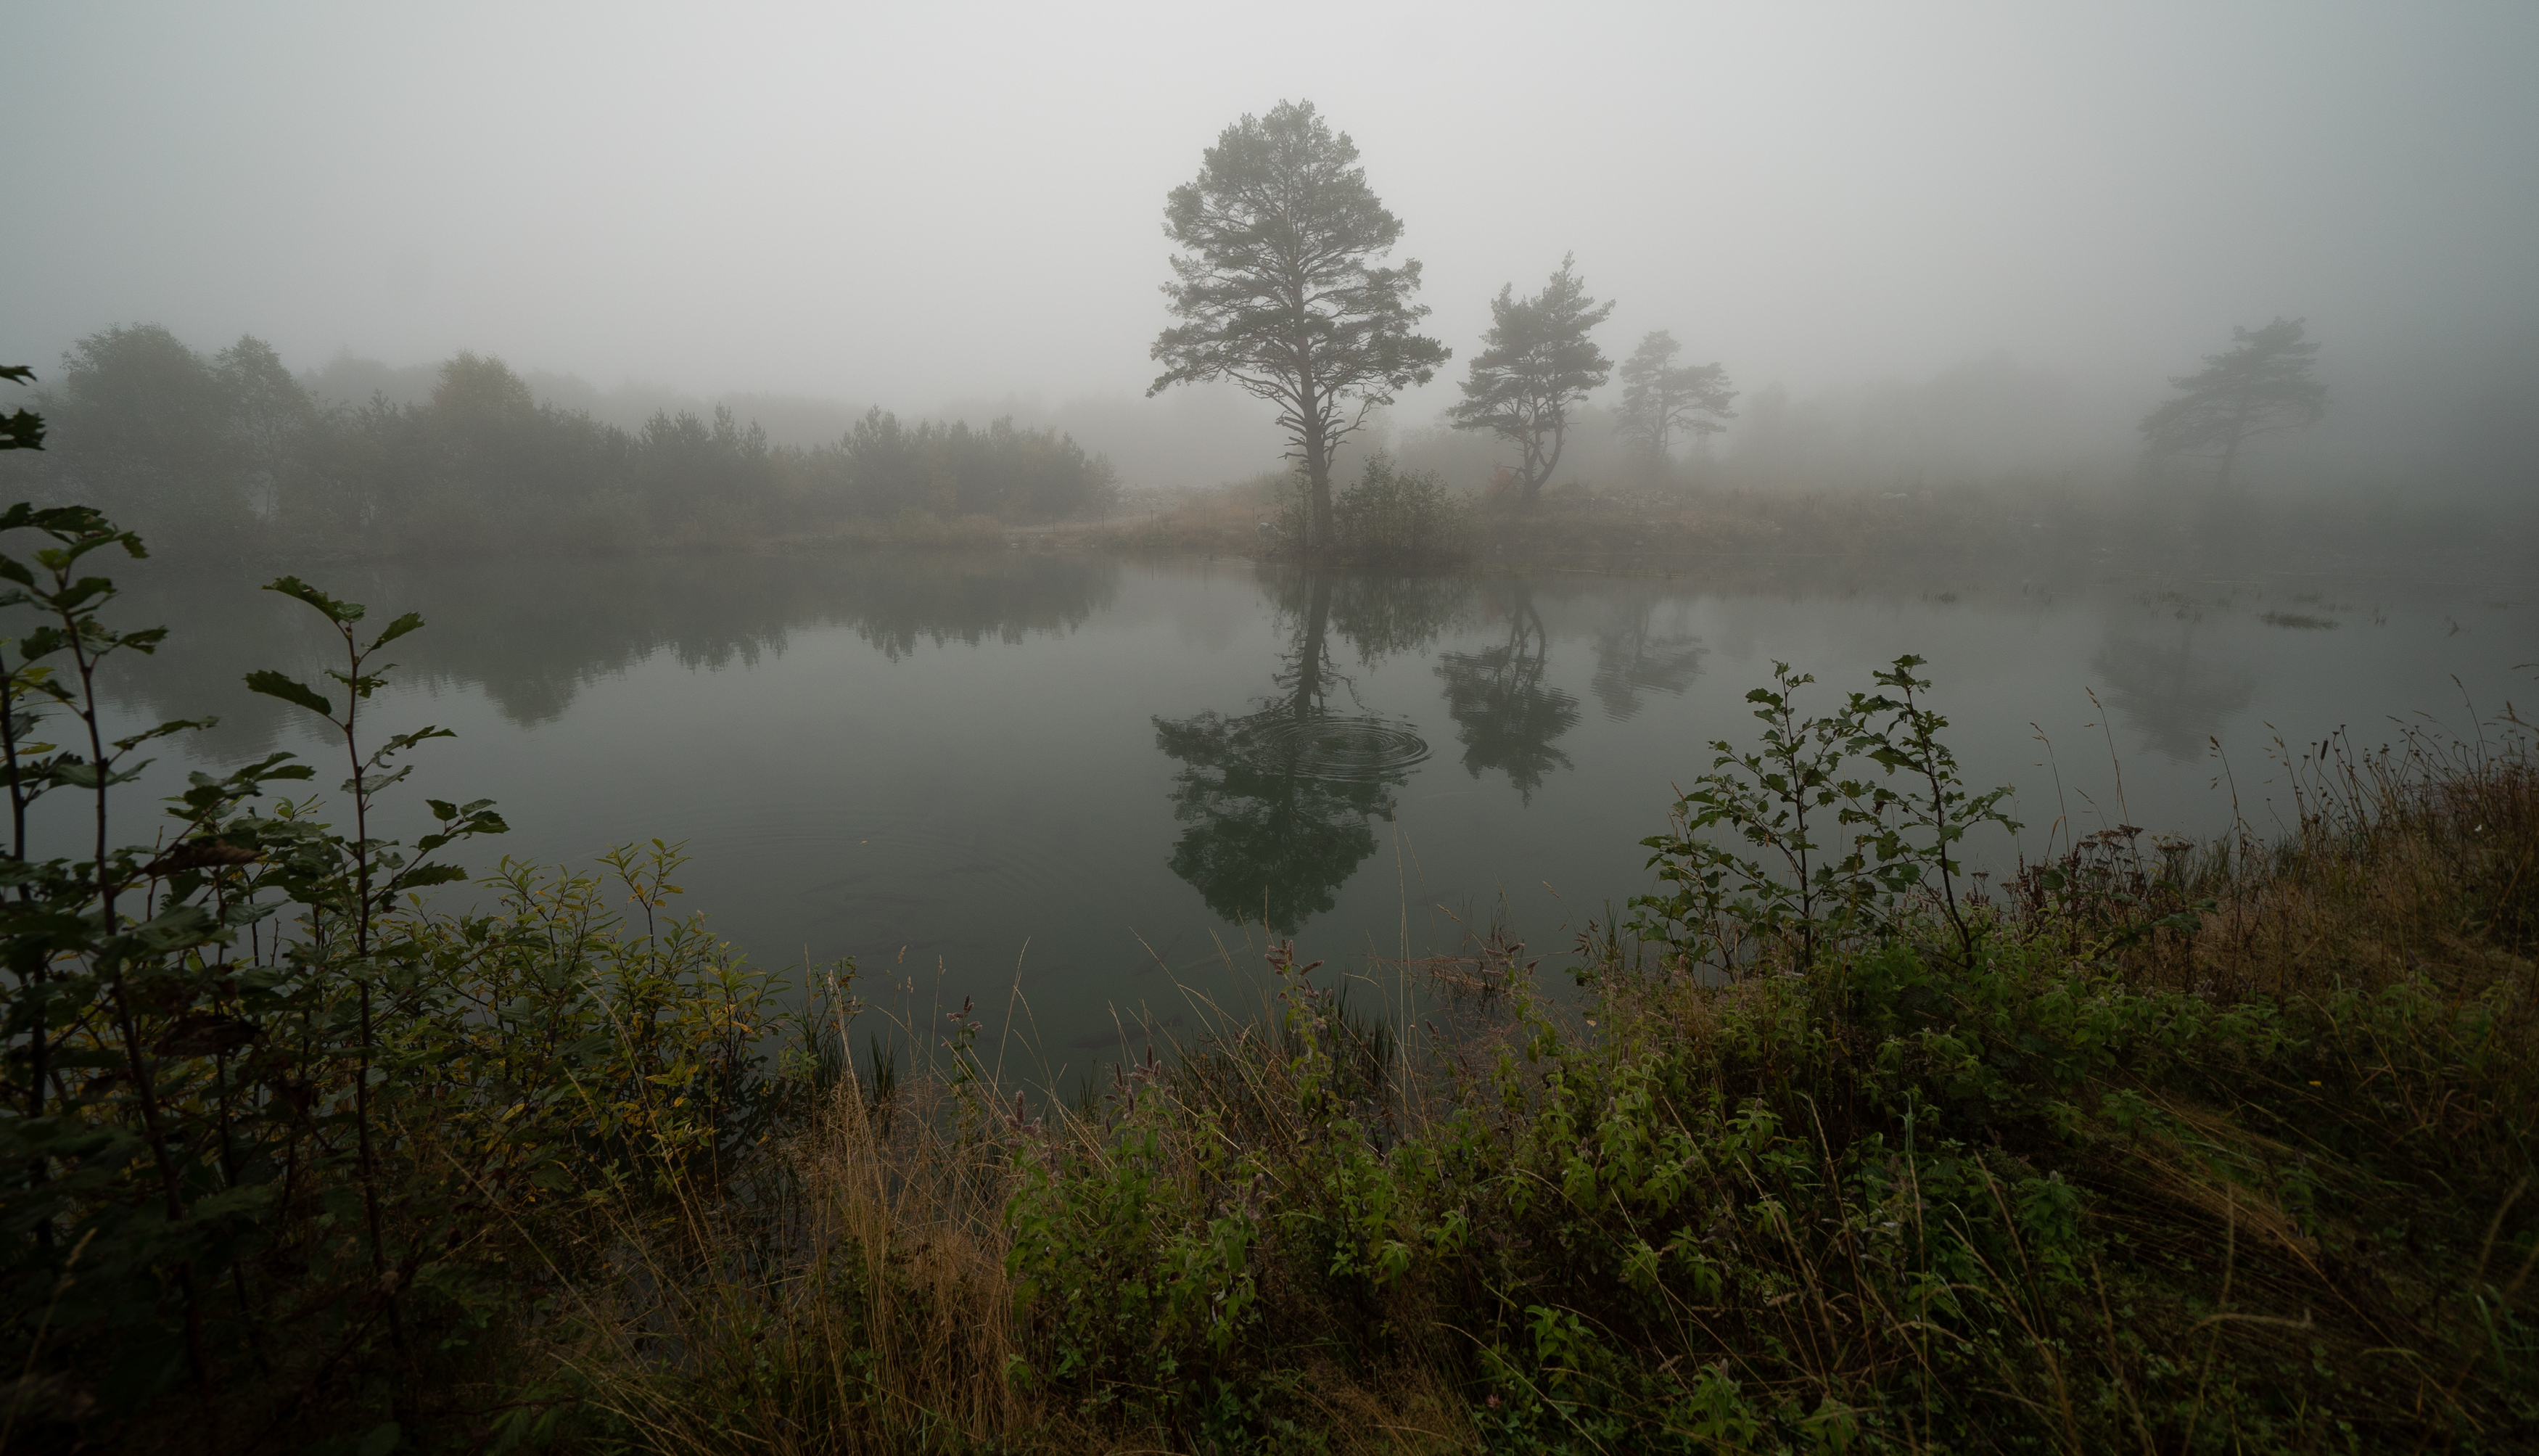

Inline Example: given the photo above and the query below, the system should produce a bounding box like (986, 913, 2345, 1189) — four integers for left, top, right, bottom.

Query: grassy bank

(511, 675, 2532, 1454)
(4, 503, 2532, 1453)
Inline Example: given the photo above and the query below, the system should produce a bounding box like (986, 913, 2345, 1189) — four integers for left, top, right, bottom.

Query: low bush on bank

(1258, 454, 1471, 567)
(4, 495, 2532, 1453)
(1331, 456, 1470, 567)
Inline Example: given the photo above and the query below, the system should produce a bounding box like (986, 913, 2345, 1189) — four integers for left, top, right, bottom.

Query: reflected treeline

(83, 551, 1119, 760)
(1589, 581, 1708, 722)
(1152, 568, 1717, 930)
(2091, 616, 2256, 764)
(1314, 572, 1474, 669)
(1436, 580, 1582, 802)
(1152, 570, 1463, 934)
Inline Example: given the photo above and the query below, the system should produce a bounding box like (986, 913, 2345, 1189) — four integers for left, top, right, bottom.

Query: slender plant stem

(334, 622, 408, 1362)
(59, 567, 208, 1389)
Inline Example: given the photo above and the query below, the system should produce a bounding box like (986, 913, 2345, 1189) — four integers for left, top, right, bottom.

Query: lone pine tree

(1613, 329, 1737, 470)
(1148, 100, 1447, 556)
(1447, 255, 1614, 511)
(2139, 317, 2326, 491)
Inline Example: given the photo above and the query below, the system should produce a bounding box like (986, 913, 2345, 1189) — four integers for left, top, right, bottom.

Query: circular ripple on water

(1238, 710, 1431, 784)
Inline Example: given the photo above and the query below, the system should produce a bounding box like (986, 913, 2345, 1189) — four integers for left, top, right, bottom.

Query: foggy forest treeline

(0, 324, 1121, 555)
(7, 310, 2531, 563)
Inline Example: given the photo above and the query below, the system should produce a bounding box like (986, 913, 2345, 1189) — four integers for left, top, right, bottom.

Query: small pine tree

(2139, 318, 2326, 490)
(1447, 255, 1614, 511)
(1613, 330, 1737, 475)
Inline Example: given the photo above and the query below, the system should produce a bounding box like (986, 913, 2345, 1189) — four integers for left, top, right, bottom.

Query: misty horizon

(14, 317, 2503, 504)
(9, 2, 2537, 501)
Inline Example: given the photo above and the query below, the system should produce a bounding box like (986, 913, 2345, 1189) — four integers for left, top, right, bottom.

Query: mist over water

(41, 550, 2529, 1067)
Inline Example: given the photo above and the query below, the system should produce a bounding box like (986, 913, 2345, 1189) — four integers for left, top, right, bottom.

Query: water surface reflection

(1436, 580, 1583, 802)
(99, 551, 1119, 755)
(1152, 573, 1457, 933)
(46, 549, 2529, 1060)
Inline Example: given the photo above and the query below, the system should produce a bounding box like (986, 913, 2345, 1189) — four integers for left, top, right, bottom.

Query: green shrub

(0, 503, 808, 1452)
(1334, 453, 1468, 565)
(1268, 453, 1471, 564)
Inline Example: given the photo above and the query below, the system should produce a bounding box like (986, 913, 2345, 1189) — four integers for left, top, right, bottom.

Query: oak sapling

(1845, 653, 2023, 967)
(246, 576, 506, 1362)
(1630, 655, 2017, 975)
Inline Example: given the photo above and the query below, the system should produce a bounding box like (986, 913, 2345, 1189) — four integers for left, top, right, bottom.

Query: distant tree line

(0, 324, 1119, 556)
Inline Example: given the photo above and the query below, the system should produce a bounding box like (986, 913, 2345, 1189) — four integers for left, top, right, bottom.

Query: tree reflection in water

(1436, 580, 1581, 804)
(92, 549, 1122, 760)
(1151, 571, 1460, 934)
(2092, 615, 2255, 763)
(1589, 581, 1705, 722)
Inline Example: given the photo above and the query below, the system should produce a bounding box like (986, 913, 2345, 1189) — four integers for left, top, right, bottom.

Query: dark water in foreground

(51, 548, 2538, 1075)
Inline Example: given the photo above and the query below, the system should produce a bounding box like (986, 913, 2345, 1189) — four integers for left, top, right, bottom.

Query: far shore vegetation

(4, 322, 2524, 593)
(0, 326, 1124, 559)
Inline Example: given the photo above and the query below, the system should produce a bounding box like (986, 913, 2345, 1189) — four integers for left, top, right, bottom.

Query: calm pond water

(50, 548, 2539, 1075)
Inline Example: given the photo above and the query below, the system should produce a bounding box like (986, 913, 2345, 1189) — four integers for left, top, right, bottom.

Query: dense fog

(9, 16, 2539, 1445)
(6, 3, 2535, 513)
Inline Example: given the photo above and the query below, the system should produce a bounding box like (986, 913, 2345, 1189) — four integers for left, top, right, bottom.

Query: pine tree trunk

(1519, 416, 1569, 512)
(1305, 440, 1335, 554)
(2215, 392, 2254, 493)
(1300, 374, 1336, 555)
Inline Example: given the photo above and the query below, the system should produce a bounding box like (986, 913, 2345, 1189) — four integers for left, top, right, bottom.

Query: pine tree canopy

(1149, 99, 1446, 553)
(1447, 255, 1614, 509)
(1614, 329, 1737, 464)
(2139, 317, 2326, 488)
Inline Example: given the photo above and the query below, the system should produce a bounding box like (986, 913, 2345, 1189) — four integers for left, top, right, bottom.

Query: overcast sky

(9, 1, 2535, 423)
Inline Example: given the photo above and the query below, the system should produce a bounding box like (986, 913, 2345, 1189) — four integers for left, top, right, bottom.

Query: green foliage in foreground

(0, 367, 43, 453)
(0, 497, 818, 1452)
(1000, 894, 2535, 1452)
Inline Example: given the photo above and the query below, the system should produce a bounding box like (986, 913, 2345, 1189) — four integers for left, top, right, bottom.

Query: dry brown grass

(540, 1063, 1028, 1453)
(1069, 493, 1277, 558)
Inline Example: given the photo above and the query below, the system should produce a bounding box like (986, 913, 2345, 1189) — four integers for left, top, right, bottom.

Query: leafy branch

(1629, 656, 2017, 976)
